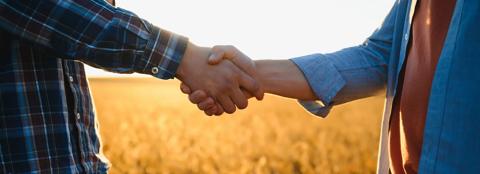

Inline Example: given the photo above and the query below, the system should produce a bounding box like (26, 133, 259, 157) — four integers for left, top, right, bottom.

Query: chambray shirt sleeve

(290, 2, 399, 117)
(0, 0, 187, 79)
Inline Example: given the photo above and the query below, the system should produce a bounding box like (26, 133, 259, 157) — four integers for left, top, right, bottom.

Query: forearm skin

(256, 60, 317, 101)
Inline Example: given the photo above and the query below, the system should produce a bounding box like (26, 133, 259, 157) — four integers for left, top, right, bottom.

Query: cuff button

(151, 67, 159, 74)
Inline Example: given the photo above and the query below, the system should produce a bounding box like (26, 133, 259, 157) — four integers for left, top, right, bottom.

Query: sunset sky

(86, 0, 395, 77)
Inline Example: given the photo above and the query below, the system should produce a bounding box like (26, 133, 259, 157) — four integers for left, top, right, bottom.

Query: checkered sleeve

(0, 0, 188, 79)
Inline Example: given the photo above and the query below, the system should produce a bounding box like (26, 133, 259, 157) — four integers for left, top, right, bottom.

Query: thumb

(208, 52, 224, 65)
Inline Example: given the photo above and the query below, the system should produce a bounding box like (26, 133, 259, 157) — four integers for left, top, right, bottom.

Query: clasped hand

(176, 44, 261, 115)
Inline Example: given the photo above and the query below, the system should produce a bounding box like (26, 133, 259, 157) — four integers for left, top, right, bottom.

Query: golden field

(88, 77, 385, 174)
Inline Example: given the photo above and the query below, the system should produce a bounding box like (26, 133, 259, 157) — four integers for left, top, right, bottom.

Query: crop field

(88, 77, 384, 174)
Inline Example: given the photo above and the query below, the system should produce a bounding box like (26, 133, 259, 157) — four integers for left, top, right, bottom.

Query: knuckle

(238, 101, 248, 110)
(207, 107, 216, 113)
(190, 93, 201, 102)
(225, 107, 236, 114)
(199, 101, 213, 110)
(197, 104, 205, 110)
(188, 95, 196, 103)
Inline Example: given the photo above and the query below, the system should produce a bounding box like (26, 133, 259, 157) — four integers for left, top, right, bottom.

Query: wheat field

(88, 77, 385, 174)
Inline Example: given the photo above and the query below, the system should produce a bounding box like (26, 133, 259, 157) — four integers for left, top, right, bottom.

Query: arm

(183, 46, 389, 116)
(179, 58, 317, 116)
(0, 0, 186, 79)
(0, 0, 263, 113)
(286, 1, 399, 116)
(255, 59, 317, 101)
(181, 1, 399, 116)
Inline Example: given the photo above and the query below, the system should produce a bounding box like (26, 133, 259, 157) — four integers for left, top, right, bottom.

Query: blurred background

(87, 0, 395, 77)
(88, 0, 394, 173)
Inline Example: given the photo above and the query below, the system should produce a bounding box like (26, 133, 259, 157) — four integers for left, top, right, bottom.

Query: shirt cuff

(290, 54, 346, 117)
(139, 22, 189, 79)
(298, 100, 332, 117)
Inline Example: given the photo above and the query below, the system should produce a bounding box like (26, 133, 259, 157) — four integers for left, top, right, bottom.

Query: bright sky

(85, 0, 395, 77)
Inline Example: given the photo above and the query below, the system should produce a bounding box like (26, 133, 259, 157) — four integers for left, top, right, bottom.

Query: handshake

(175, 43, 265, 116)
(175, 43, 318, 116)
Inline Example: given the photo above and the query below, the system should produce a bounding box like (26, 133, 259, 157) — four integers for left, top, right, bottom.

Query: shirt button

(76, 113, 81, 120)
(404, 34, 409, 41)
(69, 76, 74, 82)
(151, 67, 159, 74)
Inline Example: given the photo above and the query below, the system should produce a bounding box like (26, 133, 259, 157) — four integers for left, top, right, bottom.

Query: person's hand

(179, 45, 260, 116)
(176, 43, 263, 114)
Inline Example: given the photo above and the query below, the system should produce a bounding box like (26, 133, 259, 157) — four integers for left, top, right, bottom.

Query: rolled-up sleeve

(290, 2, 399, 117)
(291, 54, 346, 116)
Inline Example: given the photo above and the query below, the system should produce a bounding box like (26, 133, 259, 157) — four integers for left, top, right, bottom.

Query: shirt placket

(378, 1, 419, 173)
(63, 60, 88, 172)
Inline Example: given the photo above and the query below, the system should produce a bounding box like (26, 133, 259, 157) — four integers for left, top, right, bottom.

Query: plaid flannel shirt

(0, 0, 188, 173)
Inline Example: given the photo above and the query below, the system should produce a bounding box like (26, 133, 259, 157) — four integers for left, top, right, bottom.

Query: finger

(228, 53, 257, 78)
(209, 103, 222, 116)
(197, 98, 215, 110)
(204, 106, 218, 116)
(241, 89, 254, 99)
(215, 107, 225, 116)
(230, 88, 248, 110)
(180, 83, 192, 94)
(237, 70, 264, 100)
(208, 52, 224, 65)
(217, 96, 235, 114)
(202, 104, 216, 116)
(204, 110, 213, 116)
(210, 46, 264, 100)
(188, 90, 208, 104)
(214, 101, 225, 116)
(211, 46, 256, 78)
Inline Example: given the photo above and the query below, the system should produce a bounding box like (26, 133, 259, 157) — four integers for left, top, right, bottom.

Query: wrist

(175, 42, 198, 80)
(175, 42, 212, 80)
(256, 59, 305, 97)
(255, 60, 277, 94)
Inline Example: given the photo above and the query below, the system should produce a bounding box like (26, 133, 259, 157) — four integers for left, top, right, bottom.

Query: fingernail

(208, 53, 216, 60)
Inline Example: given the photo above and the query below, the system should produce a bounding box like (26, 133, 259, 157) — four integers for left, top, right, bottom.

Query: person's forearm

(255, 60, 317, 100)
(0, 0, 188, 79)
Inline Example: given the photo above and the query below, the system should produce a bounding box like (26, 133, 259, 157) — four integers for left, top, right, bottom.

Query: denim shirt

(291, 0, 480, 173)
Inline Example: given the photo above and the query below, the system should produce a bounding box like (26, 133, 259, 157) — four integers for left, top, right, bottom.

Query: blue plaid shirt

(0, 0, 188, 173)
